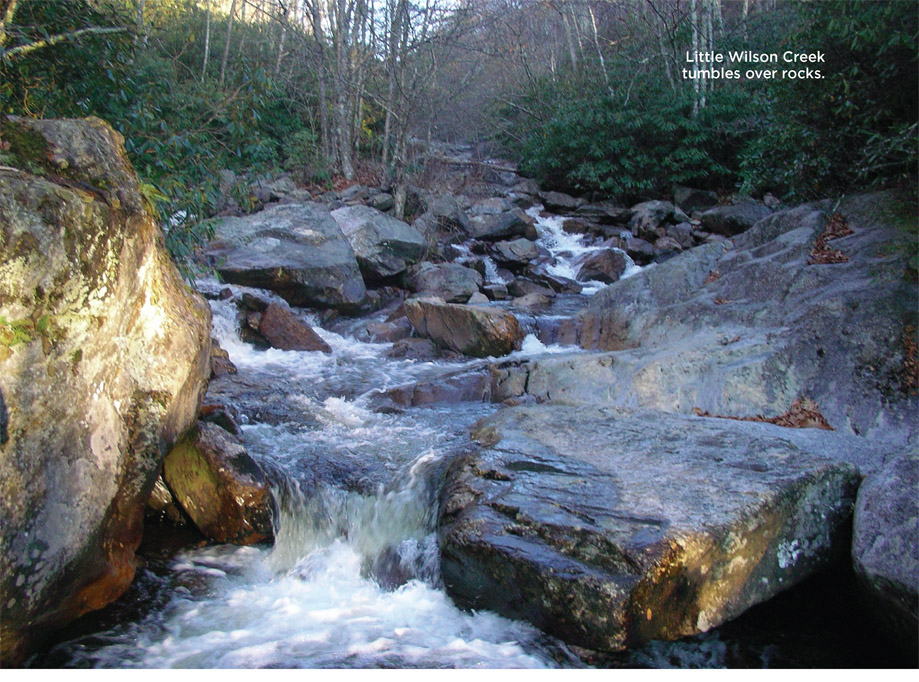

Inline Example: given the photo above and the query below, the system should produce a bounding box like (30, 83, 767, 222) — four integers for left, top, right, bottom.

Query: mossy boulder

(0, 116, 211, 665)
(163, 422, 275, 545)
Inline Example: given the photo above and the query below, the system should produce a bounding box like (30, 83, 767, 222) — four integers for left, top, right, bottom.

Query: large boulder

(403, 262, 483, 302)
(573, 193, 918, 444)
(577, 249, 628, 283)
(258, 302, 331, 353)
(0, 116, 211, 664)
(331, 204, 426, 280)
(163, 422, 275, 545)
(628, 200, 690, 241)
(466, 207, 536, 241)
(403, 297, 524, 358)
(490, 238, 540, 267)
(673, 185, 719, 214)
(538, 190, 585, 213)
(852, 453, 919, 658)
(206, 203, 367, 312)
(439, 404, 865, 652)
(700, 203, 773, 236)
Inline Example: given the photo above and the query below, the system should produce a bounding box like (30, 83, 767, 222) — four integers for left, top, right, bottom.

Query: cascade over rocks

(0, 116, 211, 665)
(206, 202, 367, 312)
(331, 204, 426, 281)
(403, 297, 524, 358)
(439, 404, 871, 653)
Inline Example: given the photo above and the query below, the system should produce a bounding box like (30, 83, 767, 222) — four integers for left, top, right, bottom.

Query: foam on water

(526, 205, 642, 292)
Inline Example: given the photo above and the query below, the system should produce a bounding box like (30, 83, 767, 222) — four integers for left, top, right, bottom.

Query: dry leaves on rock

(808, 212, 854, 265)
(693, 397, 833, 430)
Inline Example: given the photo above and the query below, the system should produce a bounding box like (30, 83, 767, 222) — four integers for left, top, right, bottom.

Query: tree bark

(202, 0, 212, 81)
(219, 0, 238, 86)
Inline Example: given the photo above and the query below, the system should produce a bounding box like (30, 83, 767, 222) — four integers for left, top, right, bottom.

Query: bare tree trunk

(219, 0, 238, 86)
(202, 0, 212, 81)
(691, 0, 700, 117)
(275, 0, 288, 75)
(587, 3, 613, 100)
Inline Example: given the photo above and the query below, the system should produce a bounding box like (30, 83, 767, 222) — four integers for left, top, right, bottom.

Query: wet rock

(145, 475, 188, 526)
(258, 302, 332, 353)
(210, 338, 238, 377)
(404, 297, 524, 358)
(523, 267, 583, 294)
(0, 116, 211, 664)
(163, 422, 275, 545)
(483, 283, 509, 300)
(206, 202, 367, 312)
(538, 190, 585, 213)
(507, 278, 556, 299)
(467, 207, 536, 241)
(384, 337, 441, 360)
(366, 318, 413, 343)
(439, 404, 862, 652)
(403, 262, 483, 302)
(700, 203, 773, 236)
(575, 202, 634, 224)
(628, 201, 690, 241)
(852, 453, 919, 658)
(623, 236, 655, 264)
(377, 369, 491, 407)
(331, 205, 426, 280)
(491, 238, 540, 267)
(511, 293, 553, 310)
(577, 249, 628, 283)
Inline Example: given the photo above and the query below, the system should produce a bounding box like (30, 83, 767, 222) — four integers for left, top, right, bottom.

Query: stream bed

(28, 208, 903, 669)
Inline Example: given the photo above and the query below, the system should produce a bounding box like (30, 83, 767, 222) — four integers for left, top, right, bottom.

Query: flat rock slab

(439, 404, 862, 652)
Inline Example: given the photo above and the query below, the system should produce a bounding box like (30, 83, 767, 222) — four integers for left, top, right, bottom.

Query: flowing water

(30, 208, 895, 669)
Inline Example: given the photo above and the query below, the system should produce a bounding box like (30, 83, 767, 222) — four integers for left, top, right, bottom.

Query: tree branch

(1, 25, 128, 61)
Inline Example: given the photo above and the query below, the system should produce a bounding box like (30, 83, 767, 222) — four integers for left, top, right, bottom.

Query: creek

(32, 208, 894, 669)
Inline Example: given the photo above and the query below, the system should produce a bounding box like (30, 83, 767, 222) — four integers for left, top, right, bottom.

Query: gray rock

(369, 192, 394, 212)
(577, 249, 628, 283)
(628, 200, 690, 241)
(424, 193, 472, 234)
(466, 208, 536, 241)
(852, 453, 919, 657)
(575, 202, 634, 224)
(0, 117, 211, 664)
(439, 404, 862, 652)
(467, 292, 490, 305)
(340, 184, 369, 202)
(404, 297, 524, 358)
(331, 205, 426, 280)
(207, 203, 367, 312)
(572, 192, 918, 444)
(491, 238, 540, 267)
(538, 190, 585, 213)
(403, 262, 483, 302)
(673, 185, 719, 214)
(700, 203, 773, 236)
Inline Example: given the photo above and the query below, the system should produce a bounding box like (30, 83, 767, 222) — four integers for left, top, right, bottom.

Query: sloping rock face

(573, 193, 918, 444)
(439, 404, 866, 652)
(163, 422, 275, 545)
(0, 116, 211, 664)
(206, 202, 367, 312)
(852, 453, 919, 658)
(404, 297, 524, 358)
(331, 204, 426, 280)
